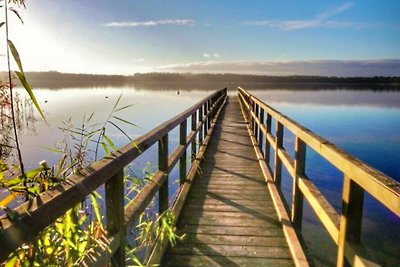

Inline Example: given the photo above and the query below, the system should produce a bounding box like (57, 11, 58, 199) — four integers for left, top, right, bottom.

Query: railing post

(191, 112, 197, 162)
(105, 169, 125, 266)
(159, 134, 169, 215)
(199, 105, 204, 144)
(292, 137, 306, 230)
(274, 121, 283, 187)
(259, 108, 264, 153)
(337, 175, 365, 266)
(204, 102, 209, 135)
(265, 113, 272, 166)
(179, 120, 187, 185)
(207, 99, 212, 131)
(255, 104, 259, 141)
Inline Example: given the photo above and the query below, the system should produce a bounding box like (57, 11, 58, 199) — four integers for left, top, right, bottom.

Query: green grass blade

(112, 93, 123, 110)
(113, 103, 136, 113)
(108, 121, 132, 141)
(7, 40, 23, 72)
(112, 116, 141, 128)
(15, 71, 46, 121)
(102, 133, 117, 151)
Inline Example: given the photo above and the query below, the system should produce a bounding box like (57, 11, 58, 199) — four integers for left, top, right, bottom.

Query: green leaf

(4, 176, 23, 187)
(112, 116, 140, 128)
(108, 121, 132, 141)
(113, 103, 136, 113)
(90, 193, 103, 229)
(102, 133, 116, 151)
(15, 71, 46, 120)
(101, 142, 109, 155)
(7, 40, 23, 73)
(112, 93, 123, 110)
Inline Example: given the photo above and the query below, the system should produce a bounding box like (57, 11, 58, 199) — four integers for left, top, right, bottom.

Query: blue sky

(5, 0, 400, 76)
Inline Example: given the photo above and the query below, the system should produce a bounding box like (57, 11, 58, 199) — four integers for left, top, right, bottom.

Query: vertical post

(291, 137, 306, 230)
(191, 112, 197, 162)
(105, 170, 125, 266)
(204, 101, 209, 134)
(204, 102, 209, 134)
(158, 134, 169, 215)
(259, 109, 264, 153)
(274, 121, 283, 188)
(265, 114, 272, 166)
(207, 99, 212, 131)
(254, 104, 259, 141)
(179, 120, 187, 185)
(199, 105, 203, 145)
(337, 175, 365, 266)
(249, 100, 254, 130)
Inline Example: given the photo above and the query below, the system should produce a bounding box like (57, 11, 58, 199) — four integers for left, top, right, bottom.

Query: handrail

(0, 88, 228, 265)
(238, 87, 399, 266)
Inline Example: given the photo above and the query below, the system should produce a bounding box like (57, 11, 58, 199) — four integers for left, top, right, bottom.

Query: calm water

(2, 86, 400, 266)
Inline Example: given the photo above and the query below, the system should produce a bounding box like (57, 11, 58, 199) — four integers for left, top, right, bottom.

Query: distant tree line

(2, 71, 398, 89)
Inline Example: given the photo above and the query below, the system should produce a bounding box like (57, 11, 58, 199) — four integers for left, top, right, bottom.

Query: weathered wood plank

(166, 255, 294, 267)
(171, 243, 292, 258)
(178, 225, 285, 237)
(165, 97, 295, 266)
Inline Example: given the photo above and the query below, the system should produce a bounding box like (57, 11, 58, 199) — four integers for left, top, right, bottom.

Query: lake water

(2, 85, 399, 266)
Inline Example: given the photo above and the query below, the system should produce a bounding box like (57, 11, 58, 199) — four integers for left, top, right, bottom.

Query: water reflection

(249, 89, 400, 108)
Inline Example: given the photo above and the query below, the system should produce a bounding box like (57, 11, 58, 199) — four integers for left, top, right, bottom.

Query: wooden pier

(0, 88, 399, 267)
(165, 97, 298, 266)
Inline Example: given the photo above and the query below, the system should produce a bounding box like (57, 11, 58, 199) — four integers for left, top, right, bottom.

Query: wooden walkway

(165, 97, 294, 266)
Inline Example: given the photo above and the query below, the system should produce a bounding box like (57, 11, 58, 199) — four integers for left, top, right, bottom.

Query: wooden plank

(238, 93, 309, 267)
(146, 91, 228, 266)
(167, 255, 294, 267)
(178, 225, 285, 237)
(164, 97, 296, 266)
(171, 243, 291, 258)
(181, 233, 288, 247)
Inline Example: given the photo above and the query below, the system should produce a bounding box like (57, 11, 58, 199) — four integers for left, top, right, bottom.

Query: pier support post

(105, 169, 126, 266)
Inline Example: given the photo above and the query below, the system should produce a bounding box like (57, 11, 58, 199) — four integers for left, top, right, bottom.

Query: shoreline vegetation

(4, 71, 399, 90)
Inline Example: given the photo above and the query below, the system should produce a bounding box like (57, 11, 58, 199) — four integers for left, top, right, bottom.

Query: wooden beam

(179, 120, 187, 185)
(159, 134, 169, 215)
(274, 122, 284, 188)
(105, 170, 125, 266)
(292, 138, 306, 230)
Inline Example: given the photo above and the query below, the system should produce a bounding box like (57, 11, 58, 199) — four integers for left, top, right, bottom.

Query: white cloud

(203, 53, 220, 58)
(245, 2, 357, 30)
(103, 19, 194, 27)
(156, 59, 400, 77)
(132, 58, 145, 63)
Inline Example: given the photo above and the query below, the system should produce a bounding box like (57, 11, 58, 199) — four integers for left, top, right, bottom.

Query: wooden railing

(0, 88, 227, 266)
(238, 87, 400, 267)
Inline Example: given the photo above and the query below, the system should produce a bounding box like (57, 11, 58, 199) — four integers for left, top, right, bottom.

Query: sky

(3, 0, 400, 76)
